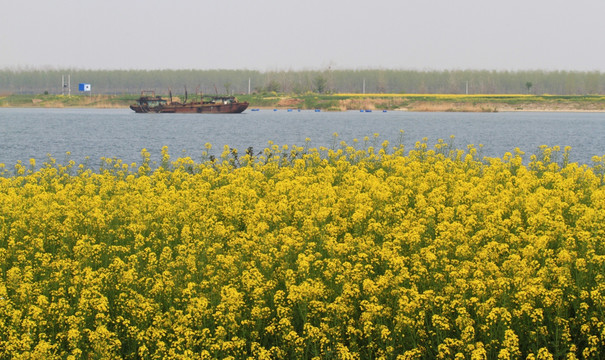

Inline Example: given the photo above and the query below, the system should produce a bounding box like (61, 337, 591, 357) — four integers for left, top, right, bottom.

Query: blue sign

(79, 83, 91, 92)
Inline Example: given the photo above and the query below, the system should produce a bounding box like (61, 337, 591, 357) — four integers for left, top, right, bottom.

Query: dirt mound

(277, 98, 303, 107)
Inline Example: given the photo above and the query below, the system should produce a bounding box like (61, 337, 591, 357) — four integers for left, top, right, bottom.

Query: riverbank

(296, 94, 605, 112)
(2, 93, 605, 112)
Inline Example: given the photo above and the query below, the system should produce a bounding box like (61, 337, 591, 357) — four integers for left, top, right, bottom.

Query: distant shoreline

(2, 94, 605, 112)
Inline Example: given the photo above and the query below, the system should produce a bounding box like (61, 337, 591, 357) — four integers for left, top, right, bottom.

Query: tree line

(1, 68, 604, 95)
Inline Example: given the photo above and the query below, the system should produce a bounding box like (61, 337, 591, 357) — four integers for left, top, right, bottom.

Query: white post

(62, 75, 65, 95)
(248, 78, 251, 95)
(466, 81, 468, 95)
(68, 75, 71, 96)
(363, 79, 366, 94)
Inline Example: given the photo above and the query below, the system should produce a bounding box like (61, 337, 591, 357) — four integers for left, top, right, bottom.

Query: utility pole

(61, 74, 71, 96)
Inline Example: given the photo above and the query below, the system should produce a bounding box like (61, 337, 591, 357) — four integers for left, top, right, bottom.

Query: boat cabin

(136, 91, 167, 109)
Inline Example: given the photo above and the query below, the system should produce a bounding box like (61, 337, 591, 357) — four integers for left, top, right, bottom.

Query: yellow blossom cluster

(1, 137, 604, 359)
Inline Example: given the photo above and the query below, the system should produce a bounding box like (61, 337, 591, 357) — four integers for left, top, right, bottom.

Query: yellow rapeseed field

(1, 135, 604, 359)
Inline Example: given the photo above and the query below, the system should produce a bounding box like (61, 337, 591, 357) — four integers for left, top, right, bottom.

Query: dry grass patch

(408, 101, 498, 112)
(338, 98, 395, 111)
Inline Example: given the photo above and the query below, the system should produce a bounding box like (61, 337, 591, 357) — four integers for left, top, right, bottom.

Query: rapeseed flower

(0, 140, 603, 358)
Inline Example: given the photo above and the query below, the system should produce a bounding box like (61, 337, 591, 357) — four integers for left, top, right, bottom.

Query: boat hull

(130, 101, 249, 114)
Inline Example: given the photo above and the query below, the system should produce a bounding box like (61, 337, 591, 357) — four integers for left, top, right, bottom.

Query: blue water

(1, 108, 604, 168)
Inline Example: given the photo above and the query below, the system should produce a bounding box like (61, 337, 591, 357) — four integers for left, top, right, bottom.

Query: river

(1, 108, 604, 168)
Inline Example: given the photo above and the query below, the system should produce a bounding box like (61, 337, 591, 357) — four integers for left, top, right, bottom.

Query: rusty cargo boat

(130, 91, 249, 114)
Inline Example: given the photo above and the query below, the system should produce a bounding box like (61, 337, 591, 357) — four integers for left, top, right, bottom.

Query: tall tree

(313, 75, 327, 94)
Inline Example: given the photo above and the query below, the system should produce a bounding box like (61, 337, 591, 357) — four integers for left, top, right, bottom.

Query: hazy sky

(2, 0, 605, 71)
